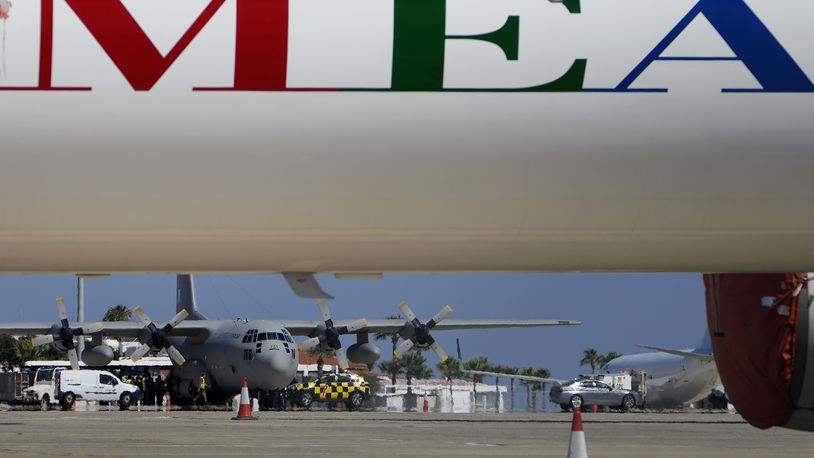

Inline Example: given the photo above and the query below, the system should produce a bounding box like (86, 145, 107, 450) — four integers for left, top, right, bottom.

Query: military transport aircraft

(0, 276, 579, 402)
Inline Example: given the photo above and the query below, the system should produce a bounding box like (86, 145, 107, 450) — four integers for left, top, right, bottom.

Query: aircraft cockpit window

(258, 333, 267, 341)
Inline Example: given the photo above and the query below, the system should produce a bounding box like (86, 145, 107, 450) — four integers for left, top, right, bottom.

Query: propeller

(298, 299, 368, 369)
(393, 301, 453, 361)
(130, 306, 189, 366)
(30, 297, 104, 370)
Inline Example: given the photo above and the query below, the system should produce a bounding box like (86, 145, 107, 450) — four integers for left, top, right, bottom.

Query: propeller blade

(429, 305, 453, 327)
(345, 318, 368, 333)
(396, 301, 417, 322)
(80, 323, 104, 335)
(67, 348, 80, 371)
(299, 336, 322, 353)
(394, 338, 415, 358)
(318, 299, 332, 322)
(129, 343, 152, 362)
(55, 297, 69, 326)
(165, 345, 186, 366)
(32, 335, 55, 347)
(430, 341, 448, 362)
(166, 309, 189, 329)
(131, 306, 152, 326)
(335, 347, 349, 369)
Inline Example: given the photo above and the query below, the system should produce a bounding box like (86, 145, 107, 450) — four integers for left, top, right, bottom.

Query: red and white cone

(567, 408, 588, 458)
(231, 377, 258, 421)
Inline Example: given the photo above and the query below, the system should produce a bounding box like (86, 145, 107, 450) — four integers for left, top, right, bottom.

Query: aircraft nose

(263, 350, 296, 387)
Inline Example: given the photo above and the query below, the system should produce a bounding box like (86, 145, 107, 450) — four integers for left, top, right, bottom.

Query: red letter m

(66, 0, 227, 90)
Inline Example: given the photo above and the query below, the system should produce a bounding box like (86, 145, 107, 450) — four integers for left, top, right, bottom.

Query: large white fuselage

(2, 1, 814, 273)
(604, 352, 719, 408)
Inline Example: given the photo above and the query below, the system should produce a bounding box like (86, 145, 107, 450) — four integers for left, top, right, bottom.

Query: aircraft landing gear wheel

(61, 392, 75, 410)
(622, 394, 636, 411)
(119, 392, 132, 411)
(346, 392, 365, 411)
(40, 395, 50, 411)
(298, 391, 314, 409)
(569, 395, 584, 411)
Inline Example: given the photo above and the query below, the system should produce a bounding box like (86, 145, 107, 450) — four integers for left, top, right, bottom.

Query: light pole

(76, 274, 109, 359)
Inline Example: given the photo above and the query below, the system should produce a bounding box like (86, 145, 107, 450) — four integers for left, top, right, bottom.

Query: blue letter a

(617, 0, 814, 92)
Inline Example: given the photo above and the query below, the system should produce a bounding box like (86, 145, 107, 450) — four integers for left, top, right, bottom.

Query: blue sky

(0, 274, 707, 379)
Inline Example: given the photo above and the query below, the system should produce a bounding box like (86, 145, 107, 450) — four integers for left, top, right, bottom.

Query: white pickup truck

(23, 368, 139, 410)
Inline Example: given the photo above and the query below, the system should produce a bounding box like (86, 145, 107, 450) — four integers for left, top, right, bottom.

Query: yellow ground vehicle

(287, 373, 370, 410)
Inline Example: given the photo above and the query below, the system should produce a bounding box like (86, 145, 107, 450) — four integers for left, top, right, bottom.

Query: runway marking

(464, 442, 499, 447)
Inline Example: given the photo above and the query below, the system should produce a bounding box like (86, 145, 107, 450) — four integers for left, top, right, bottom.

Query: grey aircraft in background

(0, 275, 579, 403)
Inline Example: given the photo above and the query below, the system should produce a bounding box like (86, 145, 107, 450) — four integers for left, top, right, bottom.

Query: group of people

(123, 374, 173, 406)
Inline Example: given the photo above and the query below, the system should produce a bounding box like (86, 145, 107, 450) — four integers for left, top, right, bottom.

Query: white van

(58, 370, 139, 410)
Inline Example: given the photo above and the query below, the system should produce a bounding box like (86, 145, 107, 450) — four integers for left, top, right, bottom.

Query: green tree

(401, 352, 432, 388)
(378, 358, 405, 386)
(102, 304, 132, 322)
(519, 367, 536, 411)
(0, 336, 62, 369)
(491, 365, 514, 412)
(580, 348, 600, 374)
(533, 368, 551, 412)
(463, 356, 491, 394)
(598, 352, 621, 370)
(437, 357, 463, 410)
(307, 347, 331, 379)
(373, 314, 403, 359)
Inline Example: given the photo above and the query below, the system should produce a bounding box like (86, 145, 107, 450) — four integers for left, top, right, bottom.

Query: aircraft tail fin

(697, 330, 712, 353)
(177, 275, 207, 320)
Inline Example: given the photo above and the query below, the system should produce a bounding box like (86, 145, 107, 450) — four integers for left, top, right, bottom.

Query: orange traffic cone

(567, 408, 588, 458)
(232, 377, 258, 421)
(422, 396, 429, 413)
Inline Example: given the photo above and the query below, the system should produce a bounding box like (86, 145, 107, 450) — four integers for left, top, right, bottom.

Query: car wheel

(40, 395, 50, 412)
(560, 403, 570, 412)
(569, 395, 584, 411)
(347, 392, 365, 410)
(622, 394, 636, 411)
(119, 392, 132, 411)
(61, 392, 75, 410)
(299, 391, 314, 409)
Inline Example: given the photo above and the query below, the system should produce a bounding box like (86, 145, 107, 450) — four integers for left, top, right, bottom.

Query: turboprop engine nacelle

(347, 343, 381, 365)
(81, 344, 115, 367)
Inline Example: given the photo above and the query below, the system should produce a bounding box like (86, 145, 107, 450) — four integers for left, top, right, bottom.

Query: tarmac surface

(0, 409, 811, 457)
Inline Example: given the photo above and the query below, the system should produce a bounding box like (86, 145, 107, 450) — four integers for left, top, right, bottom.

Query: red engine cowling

(706, 273, 814, 430)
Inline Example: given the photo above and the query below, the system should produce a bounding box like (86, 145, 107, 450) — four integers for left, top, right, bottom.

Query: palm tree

(401, 352, 432, 389)
(598, 352, 621, 370)
(580, 348, 600, 374)
(437, 357, 463, 410)
(520, 367, 536, 411)
(373, 314, 403, 358)
(378, 358, 405, 386)
(307, 347, 331, 379)
(463, 356, 491, 411)
(102, 305, 132, 322)
(491, 365, 513, 413)
(534, 368, 551, 412)
(500, 366, 519, 412)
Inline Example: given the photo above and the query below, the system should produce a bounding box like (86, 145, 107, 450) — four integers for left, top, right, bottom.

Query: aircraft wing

(636, 344, 715, 362)
(0, 321, 207, 338)
(281, 319, 580, 336)
(465, 369, 566, 385)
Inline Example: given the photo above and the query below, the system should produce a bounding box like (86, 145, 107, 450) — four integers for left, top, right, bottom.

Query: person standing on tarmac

(195, 374, 208, 405)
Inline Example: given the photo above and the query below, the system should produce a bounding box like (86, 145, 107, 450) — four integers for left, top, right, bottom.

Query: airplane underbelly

(2, 0, 814, 273)
(1, 92, 813, 273)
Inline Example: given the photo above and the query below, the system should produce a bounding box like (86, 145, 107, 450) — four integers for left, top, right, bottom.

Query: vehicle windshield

(35, 369, 54, 384)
